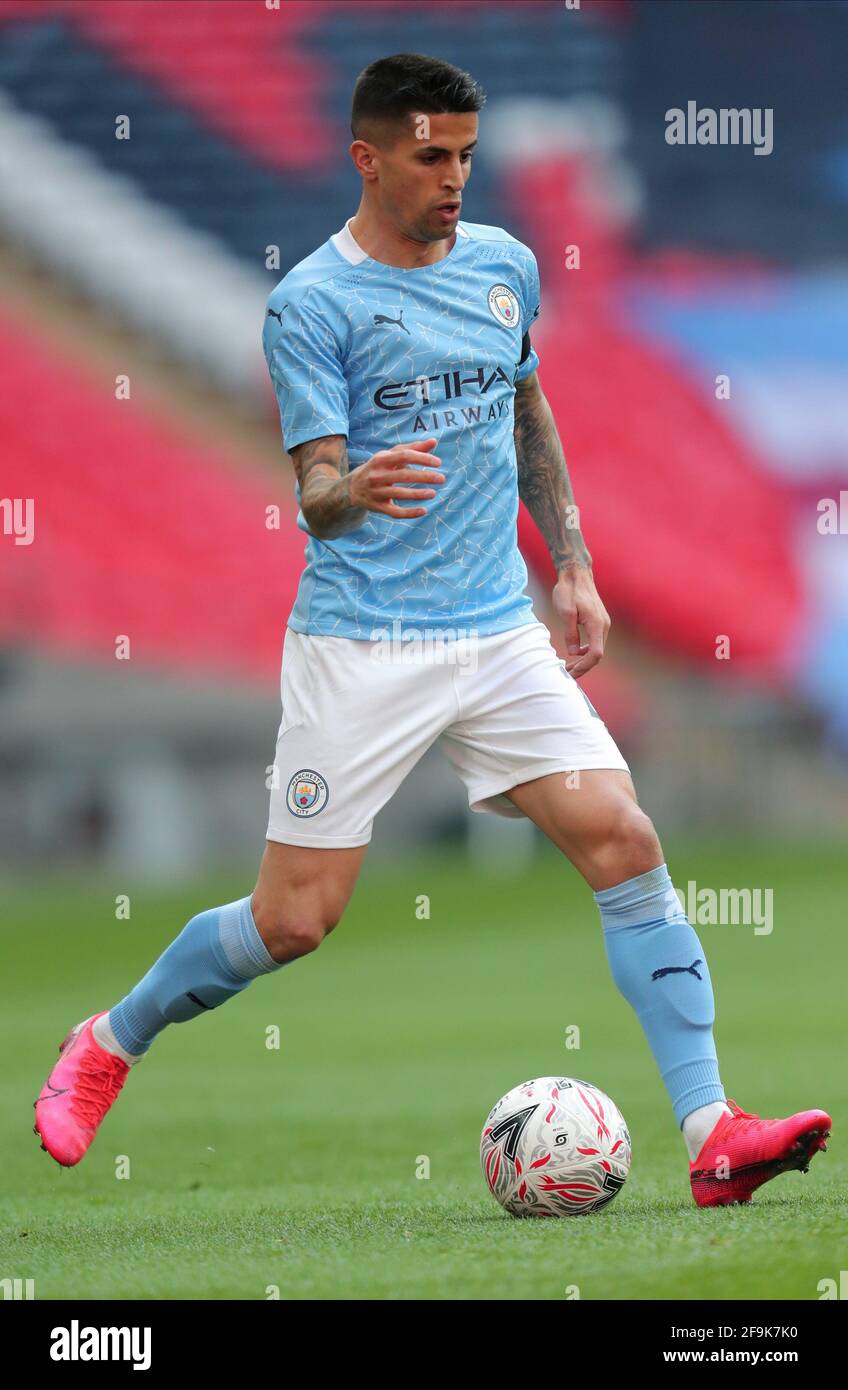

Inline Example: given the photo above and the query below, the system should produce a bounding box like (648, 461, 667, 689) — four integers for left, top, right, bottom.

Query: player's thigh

(251, 838, 368, 940)
(505, 767, 660, 880)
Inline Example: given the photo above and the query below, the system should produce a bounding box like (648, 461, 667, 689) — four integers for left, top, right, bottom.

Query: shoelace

(728, 1098, 788, 1127)
(726, 1098, 758, 1124)
(69, 1050, 127, 1129)
(720, 1099, 795, 1166)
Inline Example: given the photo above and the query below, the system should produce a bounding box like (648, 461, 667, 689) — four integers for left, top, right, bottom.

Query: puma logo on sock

(652, 958, 704, 981)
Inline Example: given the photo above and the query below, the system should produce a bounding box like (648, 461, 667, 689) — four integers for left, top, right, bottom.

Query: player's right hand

(348, 437, 445, 520)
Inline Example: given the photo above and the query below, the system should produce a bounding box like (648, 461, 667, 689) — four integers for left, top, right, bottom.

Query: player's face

(383, 112, 478, 243)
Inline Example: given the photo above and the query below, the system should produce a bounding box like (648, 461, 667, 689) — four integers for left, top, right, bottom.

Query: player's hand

(348, 437, 445, 519)
(552, 565, 610, 679)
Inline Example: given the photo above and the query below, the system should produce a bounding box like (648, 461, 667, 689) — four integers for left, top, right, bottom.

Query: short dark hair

(351, 53, 486, 146)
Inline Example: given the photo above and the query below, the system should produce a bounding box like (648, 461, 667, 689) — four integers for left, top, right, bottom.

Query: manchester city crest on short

(487, 283, 520, 328)
(286, 769, 329, 817)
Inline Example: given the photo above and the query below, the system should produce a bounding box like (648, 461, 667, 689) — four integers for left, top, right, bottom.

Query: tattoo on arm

(288, 435, 367, 540)
(513, 375, 591, 572)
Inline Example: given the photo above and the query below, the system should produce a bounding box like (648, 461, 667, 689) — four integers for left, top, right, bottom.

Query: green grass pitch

(2, 839, 844, 1300)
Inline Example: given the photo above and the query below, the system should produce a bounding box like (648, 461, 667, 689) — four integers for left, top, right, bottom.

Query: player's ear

(350, 139, 378, 179)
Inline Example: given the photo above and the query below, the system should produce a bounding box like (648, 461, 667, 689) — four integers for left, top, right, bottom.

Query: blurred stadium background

(3, 0, 848, 1304)
(1, 0, 847, 881)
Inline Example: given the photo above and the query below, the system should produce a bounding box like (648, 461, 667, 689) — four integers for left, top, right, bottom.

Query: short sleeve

(514, 251, 541, 382)
(263, 293, 349, 452)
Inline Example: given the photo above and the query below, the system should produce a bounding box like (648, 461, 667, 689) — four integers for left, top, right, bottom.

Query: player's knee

(253, 907, 328, 962)
(279, 919, 328, 960)
(613, 801, 662, 870)
(250, 891, 343, 963)
(591, 799, 661, 881)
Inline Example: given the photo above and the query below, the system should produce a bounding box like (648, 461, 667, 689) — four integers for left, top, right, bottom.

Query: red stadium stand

(0, 314, 300, 683)
(518, 157, 803, 675)
(0, 0, 333, 172)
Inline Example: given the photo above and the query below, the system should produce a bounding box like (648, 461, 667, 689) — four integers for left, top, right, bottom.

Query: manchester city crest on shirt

(286, 769, 329, 817)
(487, 283, 520, 328)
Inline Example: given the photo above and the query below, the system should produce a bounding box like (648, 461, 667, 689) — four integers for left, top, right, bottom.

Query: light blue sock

(108, 895, 281, 1056)
(595, 863, 726, 1128)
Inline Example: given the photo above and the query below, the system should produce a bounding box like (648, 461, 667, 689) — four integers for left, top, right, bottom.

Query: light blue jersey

(263, 217, 542, 638)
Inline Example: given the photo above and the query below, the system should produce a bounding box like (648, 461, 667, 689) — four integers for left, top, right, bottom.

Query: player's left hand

(552, 565, 610, 679)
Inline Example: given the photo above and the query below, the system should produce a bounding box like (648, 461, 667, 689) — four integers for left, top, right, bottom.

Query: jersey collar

(331, 216, 469, 267)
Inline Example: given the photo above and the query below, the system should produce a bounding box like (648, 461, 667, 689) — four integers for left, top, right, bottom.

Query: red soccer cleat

(690, 1097, 832, 1207)
(33, 1012, 130, 1167)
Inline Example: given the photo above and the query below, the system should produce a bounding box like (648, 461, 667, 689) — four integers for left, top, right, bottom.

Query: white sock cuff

(92, 1012, 145, 1066)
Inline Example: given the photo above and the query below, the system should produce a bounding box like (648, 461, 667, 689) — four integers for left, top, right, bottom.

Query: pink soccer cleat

(690, 1097, 832, 1207)
(33, 1012, 130, 1167)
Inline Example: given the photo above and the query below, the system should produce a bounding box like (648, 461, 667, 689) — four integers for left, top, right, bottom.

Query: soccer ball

(480, 1076, 631, 1216)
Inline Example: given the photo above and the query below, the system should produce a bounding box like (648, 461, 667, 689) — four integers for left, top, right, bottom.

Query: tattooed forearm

(513, 374, 591, 572)
(288, 435, 367, 539)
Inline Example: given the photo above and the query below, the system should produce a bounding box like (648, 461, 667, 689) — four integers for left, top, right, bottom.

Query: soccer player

(35, 54, 830, 1207)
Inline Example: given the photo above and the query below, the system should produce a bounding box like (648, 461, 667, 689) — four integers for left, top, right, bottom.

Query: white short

(266, 619, 629, 848)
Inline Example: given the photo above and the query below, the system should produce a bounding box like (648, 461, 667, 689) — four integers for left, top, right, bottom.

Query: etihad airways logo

(374, 364, 513, 411)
